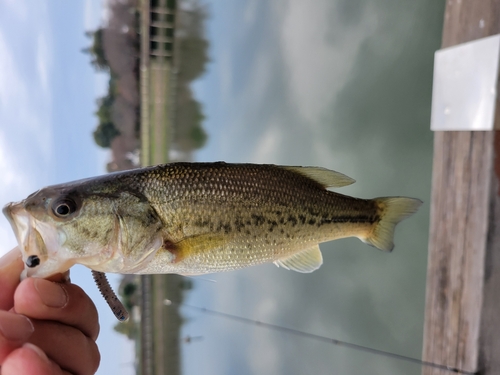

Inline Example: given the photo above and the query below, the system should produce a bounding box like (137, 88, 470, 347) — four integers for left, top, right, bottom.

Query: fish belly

(136, 195, 373, 275)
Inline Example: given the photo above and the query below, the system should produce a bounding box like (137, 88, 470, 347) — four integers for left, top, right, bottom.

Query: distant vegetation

(83, 0, 140, 168)
(84, 0, 210, 164)
(175, 0, 209, 151)
(92, 77, 121, 148)
(83, 30, 123, 149)
(84, 28, 108, 71)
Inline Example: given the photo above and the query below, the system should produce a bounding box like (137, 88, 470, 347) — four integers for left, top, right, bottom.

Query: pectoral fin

(274, 245, 323, 273)
(164, 233, 225, 263)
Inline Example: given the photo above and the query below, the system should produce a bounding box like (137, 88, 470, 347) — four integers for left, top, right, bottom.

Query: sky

(0, 1, 135, 374)
(0, 0, 445, 374)
(0, 0, 109, 246)
(186, 0, 444, 374)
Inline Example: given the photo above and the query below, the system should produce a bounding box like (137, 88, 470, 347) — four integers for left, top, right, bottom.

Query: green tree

(178, 37, 209, 82)
(92, 76, 119, 148)
(190, 124, 207, 149)
(188, 100, 207, 149)
(83, 29, 109, 71)
(175, 91, 208, 150)
(95, 89, 115, 124)
(173, 0, 211, 151)
(93, 121, 120, 148)
(123, 283, 137, 297)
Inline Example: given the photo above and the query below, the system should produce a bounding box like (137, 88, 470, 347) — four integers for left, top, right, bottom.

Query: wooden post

(423, 1, 500, 374)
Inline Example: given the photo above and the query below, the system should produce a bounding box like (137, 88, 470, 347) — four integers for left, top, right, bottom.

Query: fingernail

(34, 279, 68, 308)
(23, 343, 51, 364)
(0, 312, 34, 341)
(0, 248, 22, 270)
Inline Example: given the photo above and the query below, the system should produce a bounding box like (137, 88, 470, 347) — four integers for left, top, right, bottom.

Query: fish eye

(26, 255, 40, 268)
(52, 197, 78, 218)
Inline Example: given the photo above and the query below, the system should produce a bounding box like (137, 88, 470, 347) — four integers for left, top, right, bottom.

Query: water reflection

(183, 0, 445, 374)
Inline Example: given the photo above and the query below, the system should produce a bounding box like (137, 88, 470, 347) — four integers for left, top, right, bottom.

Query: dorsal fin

(274, 245, 323, 273)
(282, 166, 355, 188)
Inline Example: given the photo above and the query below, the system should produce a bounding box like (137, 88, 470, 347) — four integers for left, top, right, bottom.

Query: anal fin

(274, 245, 323, 273)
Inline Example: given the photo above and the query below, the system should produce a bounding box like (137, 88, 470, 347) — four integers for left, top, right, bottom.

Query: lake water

(180, 1, 446, 374)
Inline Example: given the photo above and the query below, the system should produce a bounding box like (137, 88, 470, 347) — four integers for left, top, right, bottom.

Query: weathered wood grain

(424, 132, 492, 374)
(423, 0, 500, 374)
(479, 143, 500, 374)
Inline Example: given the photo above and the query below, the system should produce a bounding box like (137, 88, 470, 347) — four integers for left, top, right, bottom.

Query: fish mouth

(3, 202, 66, 278)
(3, 202, 32, 254)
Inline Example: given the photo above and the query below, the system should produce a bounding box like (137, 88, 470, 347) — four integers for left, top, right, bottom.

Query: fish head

(3, 184, 121, 279)
(4, 177, 165, 279)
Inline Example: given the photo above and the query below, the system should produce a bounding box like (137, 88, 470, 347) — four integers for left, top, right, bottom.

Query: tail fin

(362, 197, 422, 252)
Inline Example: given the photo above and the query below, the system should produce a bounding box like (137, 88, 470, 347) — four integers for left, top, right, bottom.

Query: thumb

(0, 248, 24, 310)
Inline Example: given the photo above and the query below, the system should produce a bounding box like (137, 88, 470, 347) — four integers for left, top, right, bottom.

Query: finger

(14, 278, 100, 341)
(0, 248, 24, 310)
(28, 320, 100, 375)
(2, 343, 71, 375)
(0, 311, 34, 363)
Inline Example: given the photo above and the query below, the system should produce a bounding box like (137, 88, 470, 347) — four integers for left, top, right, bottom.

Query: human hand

(0, 247, 100, 374)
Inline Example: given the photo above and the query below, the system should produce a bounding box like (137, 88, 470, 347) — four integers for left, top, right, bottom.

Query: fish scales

(99, 163, 388, 274)
(3, 162, 422, 278)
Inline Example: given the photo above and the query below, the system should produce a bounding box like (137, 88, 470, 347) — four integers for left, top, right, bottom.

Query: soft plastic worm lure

(91, 270, 129, 322)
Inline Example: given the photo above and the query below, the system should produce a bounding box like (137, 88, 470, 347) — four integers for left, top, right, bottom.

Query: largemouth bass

(3, 162, 422, 279)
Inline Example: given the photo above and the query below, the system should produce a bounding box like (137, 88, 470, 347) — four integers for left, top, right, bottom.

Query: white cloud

(217, 49, 233, 107)
(0, 133, 30, 192)
(251, 124, 282, 163)
(0, 7, 53, 156)
(84, 0, 96, 30)
(247, 321, 281, 374)
(2, 0, 27, 20)
(0, 2, 54, 256)
(243, 0, 259, 26)
(37, 34, 52, 97)
(246, 52, 273, 108)
(84, 0, 105, 31)
(0, 32, 25, 111)
(201, 0, 379, 166)
(0, 132, 37, 256)
(278, 0, 377, 125)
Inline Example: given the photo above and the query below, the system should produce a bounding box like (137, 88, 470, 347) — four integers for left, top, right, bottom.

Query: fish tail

(362, 197, 422, 252)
